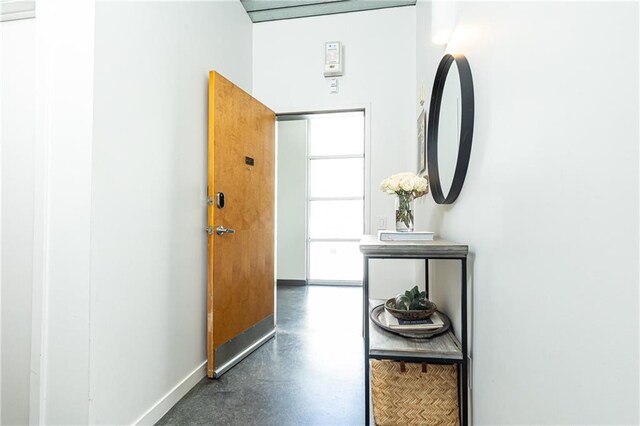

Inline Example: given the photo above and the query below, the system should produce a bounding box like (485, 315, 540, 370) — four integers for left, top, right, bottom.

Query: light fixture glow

(432, 30, 452, 45)
(431, 1, 455, 45)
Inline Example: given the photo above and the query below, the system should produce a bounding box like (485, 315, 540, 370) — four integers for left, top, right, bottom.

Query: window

(306, 112, 365, 284)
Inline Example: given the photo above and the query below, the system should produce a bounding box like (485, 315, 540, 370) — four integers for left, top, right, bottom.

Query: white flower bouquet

(380, 172, 429, 231)
(380, 172, 429, 197)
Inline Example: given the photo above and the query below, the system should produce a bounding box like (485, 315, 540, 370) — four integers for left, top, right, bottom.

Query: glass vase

(395, 194, 415, 232)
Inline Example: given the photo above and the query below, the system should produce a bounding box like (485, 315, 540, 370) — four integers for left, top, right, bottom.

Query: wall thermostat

(324, 41, 343, 77)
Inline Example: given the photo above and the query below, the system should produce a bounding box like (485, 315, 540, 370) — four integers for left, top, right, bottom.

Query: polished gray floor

(157, 285, 364, 426)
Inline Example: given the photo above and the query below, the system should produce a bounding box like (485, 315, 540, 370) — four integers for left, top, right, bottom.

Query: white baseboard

(133, 360, 207, 426)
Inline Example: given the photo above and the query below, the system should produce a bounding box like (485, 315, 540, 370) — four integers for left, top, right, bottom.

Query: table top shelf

(359, 235, 468, 258)
(368, 300, 462, 362)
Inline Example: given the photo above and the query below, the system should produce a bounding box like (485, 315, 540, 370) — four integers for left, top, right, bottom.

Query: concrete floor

(157, 285, 364, 426)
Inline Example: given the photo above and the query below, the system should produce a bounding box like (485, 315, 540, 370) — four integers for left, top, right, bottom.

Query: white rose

(388, 176, 400, 192)
(400, 176, 413, 191)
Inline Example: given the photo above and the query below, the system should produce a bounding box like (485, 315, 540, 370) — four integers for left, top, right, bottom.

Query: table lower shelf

(368, 299, 462, 361)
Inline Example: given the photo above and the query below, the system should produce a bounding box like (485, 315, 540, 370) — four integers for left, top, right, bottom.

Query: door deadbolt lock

(216, 192, 225, 209)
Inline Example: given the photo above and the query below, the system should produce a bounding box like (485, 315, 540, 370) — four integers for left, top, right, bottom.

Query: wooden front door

(207, 71, 275, 378)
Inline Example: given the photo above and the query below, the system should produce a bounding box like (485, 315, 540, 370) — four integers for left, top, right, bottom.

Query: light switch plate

(329, 78, 338, 94)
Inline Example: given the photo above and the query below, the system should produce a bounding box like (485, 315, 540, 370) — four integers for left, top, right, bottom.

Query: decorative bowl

(384, 298, 437, 321)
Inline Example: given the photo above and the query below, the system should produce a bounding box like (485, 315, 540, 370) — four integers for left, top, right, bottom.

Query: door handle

(216, 225, 236, 236)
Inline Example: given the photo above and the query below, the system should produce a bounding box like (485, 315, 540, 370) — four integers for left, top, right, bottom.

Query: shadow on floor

(157, 285, 364, 426)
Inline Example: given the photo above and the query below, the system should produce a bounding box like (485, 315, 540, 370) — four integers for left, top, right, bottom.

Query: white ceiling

(240, 0, 416, 23)
(0, 0, 35, 21)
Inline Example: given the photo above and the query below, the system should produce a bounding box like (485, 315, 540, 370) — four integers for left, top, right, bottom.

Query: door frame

(275, 104, 372, 286)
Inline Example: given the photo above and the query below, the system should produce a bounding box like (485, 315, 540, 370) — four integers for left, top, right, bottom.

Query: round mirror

(427, 54, 474, 204)
(437, 62, 461, 197)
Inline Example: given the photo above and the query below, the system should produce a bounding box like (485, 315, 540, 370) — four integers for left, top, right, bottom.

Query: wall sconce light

(431, 1, 455, 45)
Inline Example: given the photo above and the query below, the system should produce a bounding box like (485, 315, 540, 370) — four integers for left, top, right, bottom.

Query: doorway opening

(277, 110, 366, 286)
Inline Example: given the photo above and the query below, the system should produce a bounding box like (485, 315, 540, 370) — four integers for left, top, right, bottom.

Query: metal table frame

(361, 238, 469, 425)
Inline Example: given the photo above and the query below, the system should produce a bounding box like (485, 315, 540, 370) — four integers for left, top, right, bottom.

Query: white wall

(253, 6, 420, 298)
(276, 120, 307, 281)
(90, 2, 252, 424)
(32, 1, 96, 423)
(416, 1, 639, 424)
(0, 17, 35, 426)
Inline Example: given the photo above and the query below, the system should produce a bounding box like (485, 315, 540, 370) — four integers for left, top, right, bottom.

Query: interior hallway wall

(253, 6, 420, 298)
(415, 1, 639, 424)
(91, 2, 252, 424)
(0, 17, 35, 426)
(276, 120, 307, 282)
(31, 0, 96, 422)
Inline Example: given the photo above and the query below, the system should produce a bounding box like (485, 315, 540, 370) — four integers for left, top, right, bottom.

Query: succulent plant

(393, 285, 429, 311)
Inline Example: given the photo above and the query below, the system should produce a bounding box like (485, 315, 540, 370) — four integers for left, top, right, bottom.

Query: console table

(359, 235, 469, 425)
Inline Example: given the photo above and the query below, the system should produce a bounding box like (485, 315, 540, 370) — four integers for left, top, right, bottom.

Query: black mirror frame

(427, 53, 475, 204)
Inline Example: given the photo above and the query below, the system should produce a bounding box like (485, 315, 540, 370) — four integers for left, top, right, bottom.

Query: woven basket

(371, 360, 459, 426)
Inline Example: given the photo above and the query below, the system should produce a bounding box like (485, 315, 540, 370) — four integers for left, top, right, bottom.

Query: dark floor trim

(277, 279, 307, 286)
